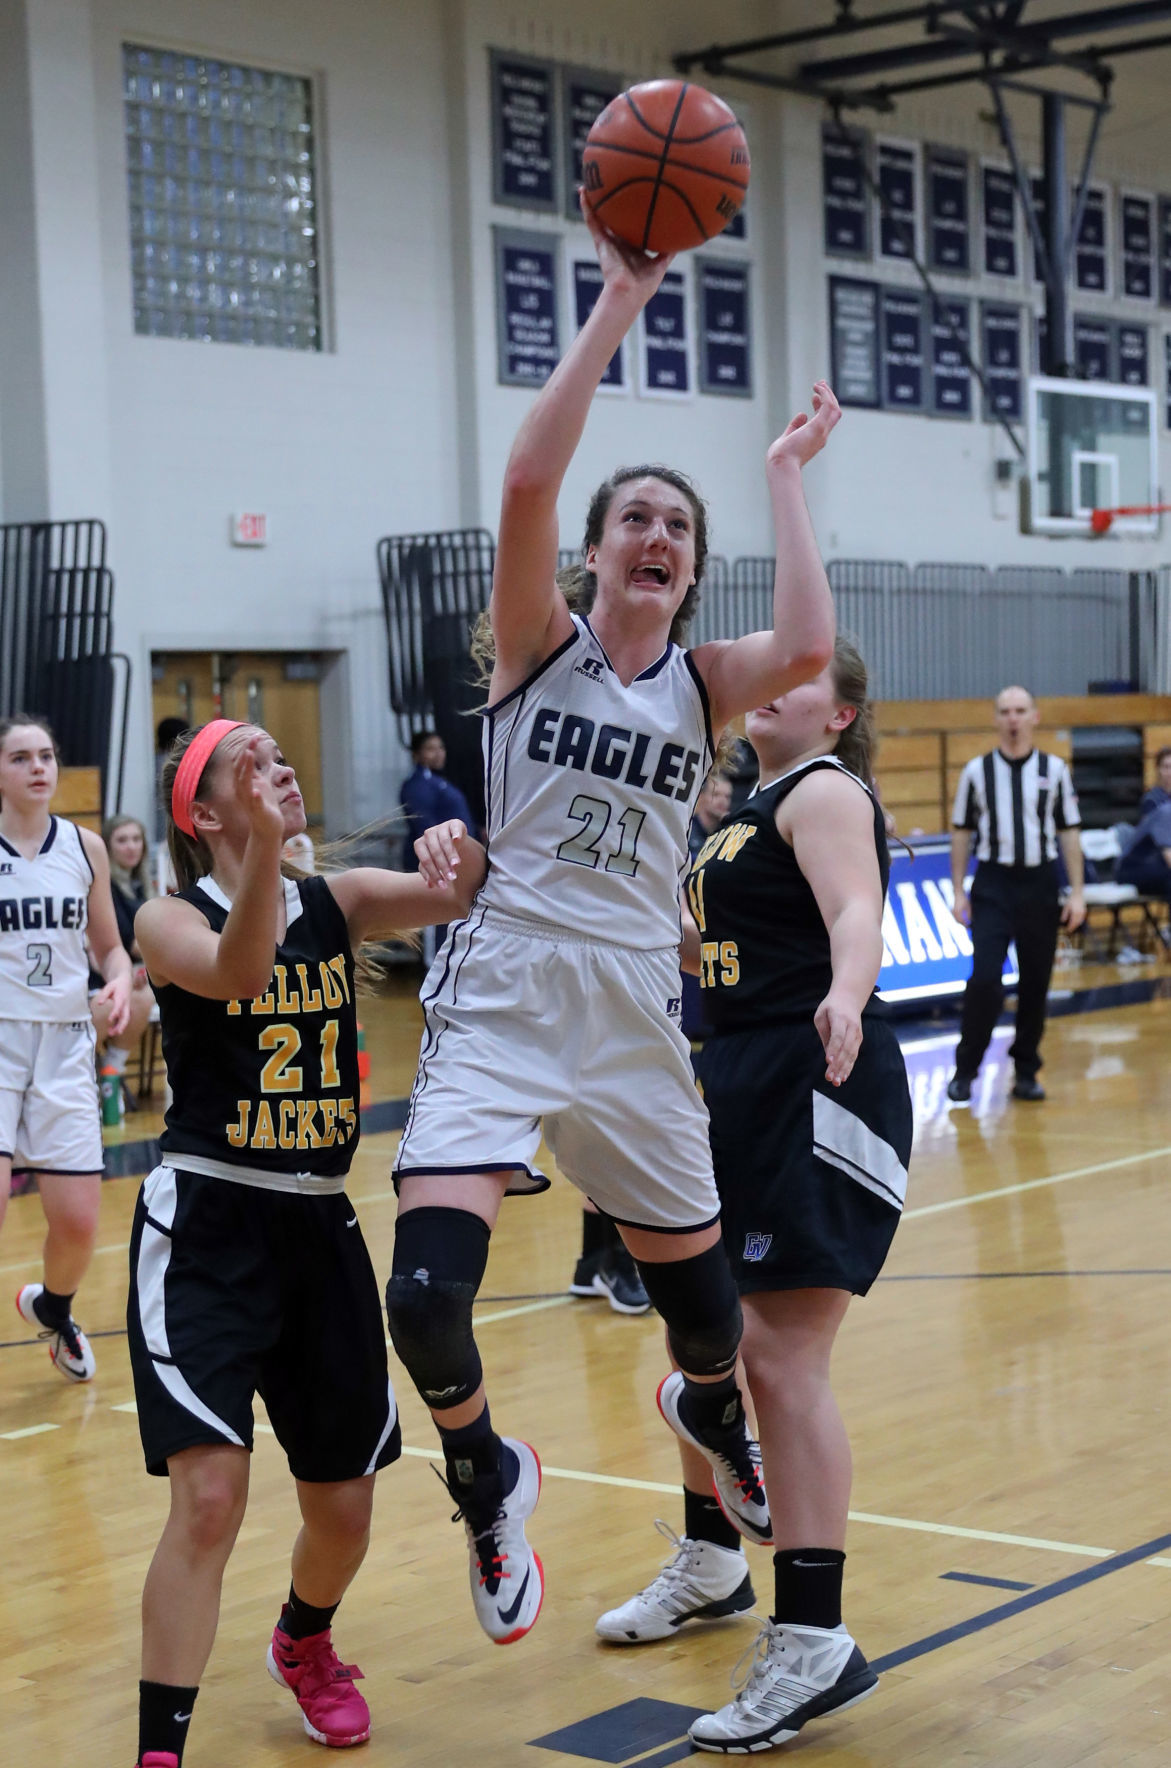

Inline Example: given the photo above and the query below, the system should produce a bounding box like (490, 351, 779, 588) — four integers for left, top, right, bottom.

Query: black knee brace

(635, 1241, 743, 1377)
(385, 1207, 490, 1409)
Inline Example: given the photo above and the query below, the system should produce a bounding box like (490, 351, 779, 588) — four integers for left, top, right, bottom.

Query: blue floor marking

(872, 1527, 1171, 1673)
(941, 1570, 1035, 1592)
(530, 1698, 704, 1762)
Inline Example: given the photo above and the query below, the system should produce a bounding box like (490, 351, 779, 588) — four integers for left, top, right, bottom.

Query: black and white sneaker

(657, 1371, 771, 1546)
(444, 1438, 544, 1645)
(689, 1619, 878, 1752)
(596, 1522, 755, 1643)
(592, 1247, 650, 1315)
(15, 1283, 96, 1382)
(569, 1251, 604, 1296)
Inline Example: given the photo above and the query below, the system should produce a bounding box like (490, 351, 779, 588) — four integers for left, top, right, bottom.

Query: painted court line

(1, 1422, 59, 1440)
(872, 1528, 1171, 1673)
(903, 1142, 1171, 1221)
(475, 1296, 572, 1326)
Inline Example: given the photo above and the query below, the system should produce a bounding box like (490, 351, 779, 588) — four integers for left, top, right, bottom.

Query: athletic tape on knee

(385, 1207, 490, 1409)
(635, 1240, 743, 1377)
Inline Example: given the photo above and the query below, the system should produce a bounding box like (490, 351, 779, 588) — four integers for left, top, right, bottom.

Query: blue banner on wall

(571, 258, 623, 387)
(1160, 197, 1171, 307)
(697, 260, 751, 396)
(927, 146, 970, 274)
(931, 297, 972, 418)
(1074, 187, 1108, 292)
(1074, 313, 1112, 381)
(491, 52, 557, 210)
(982, 165, 1018, 278)
(829, 276, 880, 408)
(494, 228, 560, 385)
(1121, 193, 1155, 301)
(879, 841, 1017, 1005)
(981, 302, 1023, 421)
(641, 270, 690, 396)
(880, 287, 926, 410)
(822, 124, 870, 258)
(562, 68, 622, 219)
(877, 140, 918, 261)
(1117, 322, 1148, 387)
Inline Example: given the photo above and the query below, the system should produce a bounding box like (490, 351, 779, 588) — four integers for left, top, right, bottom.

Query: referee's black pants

(955, 861, 1061, 1081)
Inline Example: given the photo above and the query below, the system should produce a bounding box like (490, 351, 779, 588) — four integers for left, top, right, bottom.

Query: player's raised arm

(490, 206, 675, 692)
(693, 383, 840, 734)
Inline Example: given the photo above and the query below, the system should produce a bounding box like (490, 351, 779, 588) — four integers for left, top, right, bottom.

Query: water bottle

(99, 1064, 123, 1128)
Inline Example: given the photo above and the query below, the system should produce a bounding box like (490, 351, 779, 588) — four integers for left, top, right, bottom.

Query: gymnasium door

(151, 651, 325, 827)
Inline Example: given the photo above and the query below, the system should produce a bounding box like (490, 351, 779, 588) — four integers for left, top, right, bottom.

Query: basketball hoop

(1089, 503, 1171, 536)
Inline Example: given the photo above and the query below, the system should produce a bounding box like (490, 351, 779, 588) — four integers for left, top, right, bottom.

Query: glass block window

(123, 43, 322, 349)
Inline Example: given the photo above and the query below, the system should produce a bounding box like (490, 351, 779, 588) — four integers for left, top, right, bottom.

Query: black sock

(34, 1286, 74, 1329)
(138, 1679, 198, 1766)
(681, 1372, 742, 1436)
(581, 1210, 617, 1259)
(437, 1406, 510, 1496)
(772, 1548, 845, 1629)
(280, 1584, 339, 1640)
(684, 1484, 742, 1553)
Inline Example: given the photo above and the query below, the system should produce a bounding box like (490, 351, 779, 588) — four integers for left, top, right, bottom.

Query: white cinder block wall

(1, 0, 1170, 829)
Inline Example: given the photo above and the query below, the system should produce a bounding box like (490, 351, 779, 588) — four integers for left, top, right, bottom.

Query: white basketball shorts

(394, 906, 719, 1233)
(0, 1018, 103, 1174)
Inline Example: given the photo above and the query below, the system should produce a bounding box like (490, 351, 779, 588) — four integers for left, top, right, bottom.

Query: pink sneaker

(136, 1755, 180, 1767)
(267, 1623, 371, 1747)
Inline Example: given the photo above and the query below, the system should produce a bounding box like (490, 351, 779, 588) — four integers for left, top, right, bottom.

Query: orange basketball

(581, 79, 750, 255)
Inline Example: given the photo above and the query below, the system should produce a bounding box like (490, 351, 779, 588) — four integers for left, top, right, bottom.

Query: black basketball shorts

(127, 1165, 401, 1481)
(699, 1014, 912, 1296)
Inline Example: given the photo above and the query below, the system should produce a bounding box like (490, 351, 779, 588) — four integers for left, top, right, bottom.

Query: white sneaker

(657, 1372, 772, 1546)
(453, 1437, 544, 1644)
(596, 1522, 755, 1643)
(689, 1619, 878, 1753)
(15, 1284, 96, 1382)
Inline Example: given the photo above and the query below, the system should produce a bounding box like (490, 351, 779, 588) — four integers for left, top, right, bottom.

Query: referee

(947, 685, 1085, 1104)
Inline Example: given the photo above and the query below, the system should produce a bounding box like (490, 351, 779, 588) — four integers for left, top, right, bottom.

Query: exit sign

(231, 512, 268, 547)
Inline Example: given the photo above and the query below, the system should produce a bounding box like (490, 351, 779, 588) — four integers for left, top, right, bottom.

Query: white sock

(105, 1045, 129, 1073)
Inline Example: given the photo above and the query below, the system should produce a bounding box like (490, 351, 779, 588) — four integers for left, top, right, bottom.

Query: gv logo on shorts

(743, 1233, 773, 1262)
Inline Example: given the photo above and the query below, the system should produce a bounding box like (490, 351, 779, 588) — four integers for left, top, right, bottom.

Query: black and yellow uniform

(127, 876, 400, 1480)
(688, 757, 911, 1295)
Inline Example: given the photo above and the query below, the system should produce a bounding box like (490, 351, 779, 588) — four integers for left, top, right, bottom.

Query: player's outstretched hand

(232, 734, 285, 844)
(814, 989, 863, 1088)
(415, 819, 468, 891)
(580, 193, 675, 305)
(766, 381, 842, 472)
(95, 971, 132, 1038)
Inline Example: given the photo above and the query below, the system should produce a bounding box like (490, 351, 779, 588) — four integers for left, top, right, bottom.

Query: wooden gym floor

(3, 975, 1170, 1766)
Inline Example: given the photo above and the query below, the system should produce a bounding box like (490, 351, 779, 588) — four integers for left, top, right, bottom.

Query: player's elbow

(785, 639, 834, 685)
(501, 458, 555, 508)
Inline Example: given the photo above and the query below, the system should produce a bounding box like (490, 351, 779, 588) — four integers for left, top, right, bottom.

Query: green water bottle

(99, 1064, 122, 1128)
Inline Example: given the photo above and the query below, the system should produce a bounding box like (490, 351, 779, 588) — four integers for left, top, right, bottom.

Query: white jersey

(480, 614, 713, 948)
(0, 817, 94, 1022)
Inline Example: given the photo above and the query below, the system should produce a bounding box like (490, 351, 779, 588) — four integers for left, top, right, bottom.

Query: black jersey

(685, 757, 889, 1031)
(156, 875, 360, 1178)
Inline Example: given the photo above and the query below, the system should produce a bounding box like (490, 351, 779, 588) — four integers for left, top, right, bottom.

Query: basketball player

(388, 201, 840, 1644)
(0, 714, 132, 1381)
(127, 719, 484, 1768)
(599, 641, 911, 1755)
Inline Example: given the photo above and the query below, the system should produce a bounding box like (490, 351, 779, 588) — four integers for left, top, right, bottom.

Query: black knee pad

(635, 1240, 743, 1377)
(385, 1207, 490, 1409)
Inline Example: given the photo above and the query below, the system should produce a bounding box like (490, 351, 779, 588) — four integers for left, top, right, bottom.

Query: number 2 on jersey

(26, 942, 53, 988)
(556, 795, 646, 877)
(259, 1020, 342, 1093)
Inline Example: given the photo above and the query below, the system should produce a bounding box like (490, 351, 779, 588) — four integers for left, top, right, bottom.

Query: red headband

(171, 719, 243, 838)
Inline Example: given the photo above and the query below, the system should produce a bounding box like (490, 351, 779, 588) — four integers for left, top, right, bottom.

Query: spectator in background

(1117, 795, 1171, 901)
(1139, 746, 1171, 817)
(401, 731, 474, 965)
(688, 770, 732, 858)
(91, 817, 157, 1106)
(400, 731, 474, 871)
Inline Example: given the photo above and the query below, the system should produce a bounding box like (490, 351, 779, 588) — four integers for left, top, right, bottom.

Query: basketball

(582, 79, 750, 255)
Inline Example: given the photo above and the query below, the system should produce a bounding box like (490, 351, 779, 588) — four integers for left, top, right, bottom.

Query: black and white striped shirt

(952, 749, 1080, 866)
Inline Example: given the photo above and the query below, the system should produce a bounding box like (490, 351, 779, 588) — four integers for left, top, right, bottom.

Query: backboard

(1022, 376, 1159, 538)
